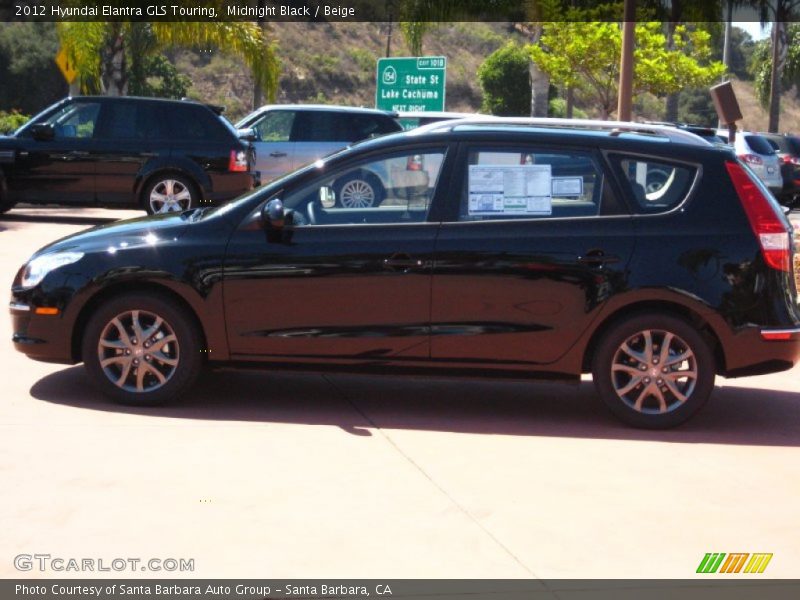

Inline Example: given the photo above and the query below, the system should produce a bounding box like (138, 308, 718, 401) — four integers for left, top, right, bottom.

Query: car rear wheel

(591, 314, 715, 429)
(334, 171, 385, 208)
(142, 174, 197, 215)
(82, 293, 203, 406)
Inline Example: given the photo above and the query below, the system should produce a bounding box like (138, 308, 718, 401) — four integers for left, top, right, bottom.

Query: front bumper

(10, 300, 75, 364)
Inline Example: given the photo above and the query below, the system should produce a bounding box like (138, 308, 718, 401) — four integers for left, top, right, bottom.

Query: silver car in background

(723, 131, 784, 194)
(235, 104, 401, 184)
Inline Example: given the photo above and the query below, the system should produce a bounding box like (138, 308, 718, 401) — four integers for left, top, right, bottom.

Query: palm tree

(57, 20, 279, 100)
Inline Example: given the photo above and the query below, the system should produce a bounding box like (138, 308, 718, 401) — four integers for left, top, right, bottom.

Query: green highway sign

(376, 56, 446, 112)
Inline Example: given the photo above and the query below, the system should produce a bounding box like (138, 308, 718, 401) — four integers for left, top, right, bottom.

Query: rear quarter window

(167, 104, 233, 143)
(610, 155, 697, 214)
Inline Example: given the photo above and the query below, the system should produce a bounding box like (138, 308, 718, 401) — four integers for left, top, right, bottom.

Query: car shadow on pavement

(30, 366, 800, 447)
(0, 213, 121, 227)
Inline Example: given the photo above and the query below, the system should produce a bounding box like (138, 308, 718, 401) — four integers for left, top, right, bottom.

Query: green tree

(57, 19, 279, 100)
(528, 21, 726, 119)
(477, 41, 531, 116)
(751, 24, 800, 113)
(0, 23, 66, 114)
(399, 21, 434, 56)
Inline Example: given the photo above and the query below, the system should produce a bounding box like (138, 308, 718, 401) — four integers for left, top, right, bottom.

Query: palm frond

(151, 22, 280, 102)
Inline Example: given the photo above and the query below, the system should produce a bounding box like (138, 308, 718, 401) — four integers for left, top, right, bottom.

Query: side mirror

(30, 123, 55, 141)
(319, 185, 336, 209)
(261, 198, 285, 229)
(238, 128, 258, 142)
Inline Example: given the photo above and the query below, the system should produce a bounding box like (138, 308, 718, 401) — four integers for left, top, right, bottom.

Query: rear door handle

(578, 249, 620, 266)
(269, 151, 287, 157)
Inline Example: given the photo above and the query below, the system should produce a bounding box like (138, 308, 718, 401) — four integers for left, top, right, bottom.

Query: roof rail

(423, 116, 712, 147)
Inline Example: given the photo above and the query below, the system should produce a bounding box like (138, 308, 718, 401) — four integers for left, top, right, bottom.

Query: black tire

(334, 171, 385, 208)
(82, 292, 203, 406)
(141, 173, 198, 215)
(591, 313, 715, 429)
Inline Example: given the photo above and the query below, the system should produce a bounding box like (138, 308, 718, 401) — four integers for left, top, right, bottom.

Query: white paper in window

(468, 165, 552, 216)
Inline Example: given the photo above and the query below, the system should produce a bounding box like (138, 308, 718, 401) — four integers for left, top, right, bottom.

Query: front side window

(458, 149, 605, 221)
(611, 155, 697, 213)
(254, 110, 295, 142)
(46, 102, 101, 139)
(280, 149, 446, 226)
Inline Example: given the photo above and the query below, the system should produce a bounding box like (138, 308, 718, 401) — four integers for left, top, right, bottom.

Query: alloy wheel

(97, 309, 180, 393)
(339, 179, 375, 208)
(149, 179, 192, 214)
(610, 329, 697, 414)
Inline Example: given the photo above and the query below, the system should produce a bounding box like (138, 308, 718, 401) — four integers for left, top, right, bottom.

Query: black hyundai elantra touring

(10, 119, 800, 428)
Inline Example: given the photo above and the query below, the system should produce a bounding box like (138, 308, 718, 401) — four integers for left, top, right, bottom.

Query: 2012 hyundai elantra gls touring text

(10, 119, 800, 428)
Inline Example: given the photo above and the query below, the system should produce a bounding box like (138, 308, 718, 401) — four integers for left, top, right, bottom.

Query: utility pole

(768, 20, 786, 133)
(617, 0, 636, 121)
(719, 0, 733, 129)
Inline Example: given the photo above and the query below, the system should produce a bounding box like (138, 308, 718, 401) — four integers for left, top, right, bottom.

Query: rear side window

(344, 114, 400, 142)
(292, 111, 341, 142)
(167, 105, 232, 142)
(745, 135, 776, 155)
(98, 102, 167, 140)
(611, 155, 697, 214)
(458, 149, 607, 221)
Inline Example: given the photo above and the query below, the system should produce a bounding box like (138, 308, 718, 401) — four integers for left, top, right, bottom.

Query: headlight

(20, 251, 84, 289)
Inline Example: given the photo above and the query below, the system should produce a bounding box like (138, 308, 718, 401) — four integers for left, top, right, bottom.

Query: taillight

(739, 153, 763, 166)
(726, 161, 791, 272)
(229, 149, 248, 172)
(783, 155, 800, 166)
(406, 155, 423, 171)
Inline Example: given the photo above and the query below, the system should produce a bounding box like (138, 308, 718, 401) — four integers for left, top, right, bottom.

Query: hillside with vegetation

(1, 21, 799, 132)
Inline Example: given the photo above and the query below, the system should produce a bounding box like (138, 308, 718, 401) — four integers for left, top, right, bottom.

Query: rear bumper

(723, 326, 800, 377)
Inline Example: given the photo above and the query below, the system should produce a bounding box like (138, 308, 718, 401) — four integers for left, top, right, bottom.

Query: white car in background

(235, 105, 401, 184)
(718, 130, 784, 194)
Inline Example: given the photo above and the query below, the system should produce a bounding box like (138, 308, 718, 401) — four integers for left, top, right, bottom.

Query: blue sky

(734, 21, 770, 41)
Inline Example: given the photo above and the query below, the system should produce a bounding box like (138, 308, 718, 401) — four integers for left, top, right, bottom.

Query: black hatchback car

(0, 96, 258, 215)
(9, 119, 800, 428)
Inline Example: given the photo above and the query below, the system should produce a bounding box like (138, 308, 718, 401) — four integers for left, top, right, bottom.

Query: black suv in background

(0, 96, 258, 215)
(9, 119, 800, 429)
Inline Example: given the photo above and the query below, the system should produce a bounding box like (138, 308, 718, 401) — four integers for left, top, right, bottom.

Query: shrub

(0, 110, 29, 134)
(477, 41, 531, 116)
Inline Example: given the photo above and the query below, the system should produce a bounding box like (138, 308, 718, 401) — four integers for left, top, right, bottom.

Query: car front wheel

(591, 313, 715, 429)
(82, 293, 203, 406)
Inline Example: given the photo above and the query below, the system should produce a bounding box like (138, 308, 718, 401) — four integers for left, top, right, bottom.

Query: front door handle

(578, 249, 620, 266)
(269, 151, 287, 158)
(62, 150, 89, 161)
(383, 253, 424, 271)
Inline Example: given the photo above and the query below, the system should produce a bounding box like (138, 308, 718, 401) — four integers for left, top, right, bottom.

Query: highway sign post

(376, 56, 446, 112)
